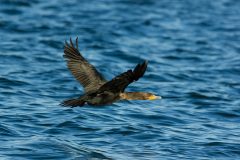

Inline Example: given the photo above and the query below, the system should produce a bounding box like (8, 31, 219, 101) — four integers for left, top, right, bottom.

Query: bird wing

(63, 37, 107, 92)
(98, 61, 148, 93)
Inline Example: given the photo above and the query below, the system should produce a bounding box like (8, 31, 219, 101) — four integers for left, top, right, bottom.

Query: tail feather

(60, 98, 85, 107)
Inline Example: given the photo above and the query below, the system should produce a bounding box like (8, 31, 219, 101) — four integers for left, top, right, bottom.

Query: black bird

(61, 38, 159, 107)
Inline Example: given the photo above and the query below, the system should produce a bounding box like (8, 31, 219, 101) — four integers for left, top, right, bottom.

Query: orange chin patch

(148, 95, 161, 100)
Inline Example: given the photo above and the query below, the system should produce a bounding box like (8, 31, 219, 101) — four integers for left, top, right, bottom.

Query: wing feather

(63, 37, 106, 92)
(98, 61, 148, 93)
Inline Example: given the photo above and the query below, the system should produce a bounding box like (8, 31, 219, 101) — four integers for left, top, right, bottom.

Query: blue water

(0, 0, 240, 159)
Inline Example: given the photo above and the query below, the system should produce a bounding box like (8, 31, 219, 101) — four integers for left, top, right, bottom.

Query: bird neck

(120, 92, 157, 100)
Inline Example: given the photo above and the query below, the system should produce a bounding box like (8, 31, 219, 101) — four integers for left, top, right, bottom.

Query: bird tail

(60, 98, 85, 107)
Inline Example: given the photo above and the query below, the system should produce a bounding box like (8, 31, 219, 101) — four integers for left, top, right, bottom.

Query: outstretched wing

(98, 61, 148, 93)
(63, 37, 107, 92)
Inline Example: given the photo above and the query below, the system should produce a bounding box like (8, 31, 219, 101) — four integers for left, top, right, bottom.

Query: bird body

(61, 38, 159, 107)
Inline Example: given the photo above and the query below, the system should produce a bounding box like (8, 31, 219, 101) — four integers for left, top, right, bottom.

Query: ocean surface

(0, 0, 240, 159)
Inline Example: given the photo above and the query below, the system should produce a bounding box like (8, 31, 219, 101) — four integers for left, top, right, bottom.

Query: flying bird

(61, 37, 159, 107)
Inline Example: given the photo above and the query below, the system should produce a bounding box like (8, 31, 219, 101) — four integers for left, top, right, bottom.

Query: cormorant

(61, 37, 160, 107)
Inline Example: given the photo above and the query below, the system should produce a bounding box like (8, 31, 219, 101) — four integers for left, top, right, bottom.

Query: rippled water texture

(0, 0, 240, 159)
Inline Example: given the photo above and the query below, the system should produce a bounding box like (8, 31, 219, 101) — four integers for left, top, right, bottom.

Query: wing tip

(133, 60, 148, 80)
(63, 37, 84, 61)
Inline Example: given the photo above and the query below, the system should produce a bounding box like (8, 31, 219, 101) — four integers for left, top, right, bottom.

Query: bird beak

(148, 95, 161, 100)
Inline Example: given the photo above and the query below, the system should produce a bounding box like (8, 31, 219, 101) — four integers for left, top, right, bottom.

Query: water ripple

(0, 0, 240, 159)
